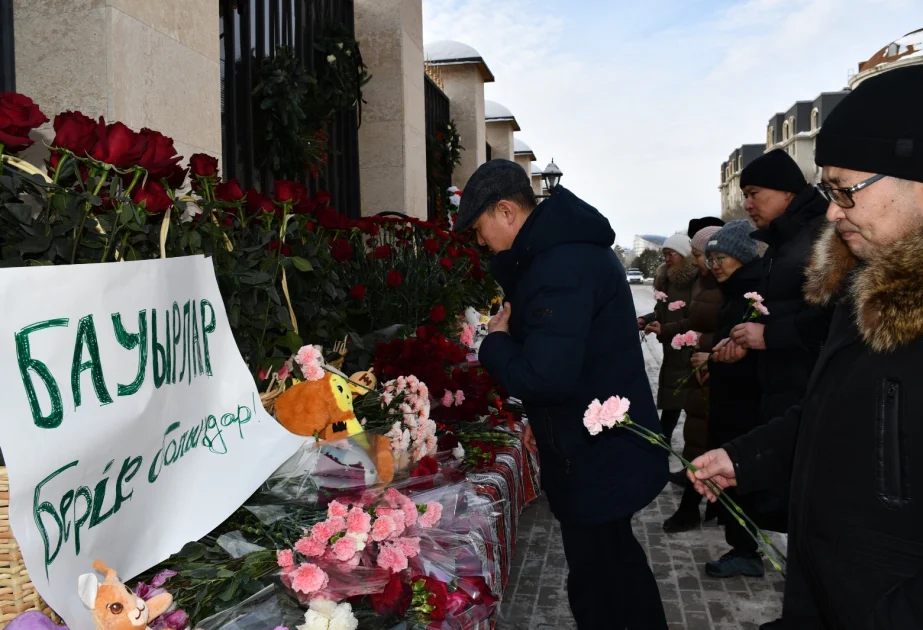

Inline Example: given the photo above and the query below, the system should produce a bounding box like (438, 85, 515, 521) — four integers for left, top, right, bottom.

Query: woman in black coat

(702, 220, 767, 579)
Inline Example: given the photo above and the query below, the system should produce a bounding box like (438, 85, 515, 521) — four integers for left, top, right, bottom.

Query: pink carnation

(396, 537, 421, 558)
(683, 331, 699, 346)
(670, 334, 686, 351)
(418, 502, 443, 529)
(327, 516, 346, 532)
(460, 323, 475, 347)
(668, 300, 686, 312)
(755, 302, 770, 316)
(454, 390, 465, 406)
(294, 536, 326, 558)
(743, 292, 764, 303)
(290, 563, 328, 594)
(346, 507, 372, 534)
(277, 549, 294, 568)
(377, 507, 406, 535)
(302, 363, 325, 382)
(583, 399, 604, 436)
(653, 291, 668, 302)
(310, 520, 338, 543)
(371, 515, 398, 542)
(330, 535, 358, 562)
(599, 396, 631, 429)
(376, 544, 409, 573)
(295, 345, 322, 369)
(328, 501, 349, 518)
(441, 390, 454, 407)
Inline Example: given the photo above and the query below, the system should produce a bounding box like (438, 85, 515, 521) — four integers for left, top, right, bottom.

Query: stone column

(13, 0, 221, 165)
(487, 122, 515, 162)
(354, 0, 427, 219)
(439, 64, 486, 190)
(514, 154, 532, 178)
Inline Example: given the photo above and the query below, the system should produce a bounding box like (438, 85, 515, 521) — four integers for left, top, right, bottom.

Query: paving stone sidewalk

(495, 290, 786, 629)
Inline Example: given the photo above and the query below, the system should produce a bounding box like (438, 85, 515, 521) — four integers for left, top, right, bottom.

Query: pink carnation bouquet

(671, 292, 772, 394)
(667, 300, 686, 312)
(582, 397, 786, 573)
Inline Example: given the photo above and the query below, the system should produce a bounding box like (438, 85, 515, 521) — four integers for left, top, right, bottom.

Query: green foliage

(635, 248, 663, 278)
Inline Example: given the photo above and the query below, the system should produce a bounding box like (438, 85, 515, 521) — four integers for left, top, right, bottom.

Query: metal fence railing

(424, 75, 450, 221)
(220, 0, 361, 217)
(0, 0, 16, 92)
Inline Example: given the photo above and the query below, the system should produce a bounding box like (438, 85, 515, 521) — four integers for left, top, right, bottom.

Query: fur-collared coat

(642, 259, 699, 410)
(725, 224, 923, 629)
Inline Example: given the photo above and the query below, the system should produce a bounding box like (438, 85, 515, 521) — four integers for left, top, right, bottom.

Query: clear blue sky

(424, 0, 922, 247)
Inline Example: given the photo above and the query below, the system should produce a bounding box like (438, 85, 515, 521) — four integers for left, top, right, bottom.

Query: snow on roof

(424, 41, 495, 82)
(485, 100, 521, 130)
(514, 138, 536, 159)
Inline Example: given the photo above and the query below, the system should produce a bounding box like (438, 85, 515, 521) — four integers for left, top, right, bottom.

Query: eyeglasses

(705, 255, 727, 268)
(815, 173, 886, 209)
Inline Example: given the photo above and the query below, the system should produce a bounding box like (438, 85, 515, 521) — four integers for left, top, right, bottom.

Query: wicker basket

(0, 468, 59, 629)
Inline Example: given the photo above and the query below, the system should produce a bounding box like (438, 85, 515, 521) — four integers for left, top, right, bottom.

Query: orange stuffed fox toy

(78, 561, 173, 630)
(275, 372, 395, 484)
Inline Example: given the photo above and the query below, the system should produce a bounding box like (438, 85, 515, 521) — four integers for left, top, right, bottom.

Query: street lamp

(542, 159, 563, 192)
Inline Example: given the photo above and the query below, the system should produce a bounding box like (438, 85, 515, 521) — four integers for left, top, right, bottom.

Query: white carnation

(452, 444, 465, 459)
(308, 598, 338, 617)
(329, 602, 358, 630)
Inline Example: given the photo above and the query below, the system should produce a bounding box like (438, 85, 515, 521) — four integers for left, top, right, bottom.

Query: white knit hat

(662, 233, 692, 258)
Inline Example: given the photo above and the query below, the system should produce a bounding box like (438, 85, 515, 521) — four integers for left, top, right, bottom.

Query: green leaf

(278, 331, 303, 353)
(290, 256, 313, 272)
(19, 236, 52, 254)
(238, 271, 273, 285)
(323, 281, 336, 299)
(216, 568, 235, 579)
(6, 202, 32, 224)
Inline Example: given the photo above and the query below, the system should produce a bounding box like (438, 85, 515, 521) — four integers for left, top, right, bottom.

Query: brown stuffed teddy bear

(275, 372, 395, 485)
(78, 561, 173, 630)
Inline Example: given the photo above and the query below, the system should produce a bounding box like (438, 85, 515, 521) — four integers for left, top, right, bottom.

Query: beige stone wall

(531, 173, 543, 196)
(355, 0, 427, 219)
(514, 154, 532, 180)
(439, 64, 485, 190)
(486, 121, 514, 162)
(13, 0, 221, 165)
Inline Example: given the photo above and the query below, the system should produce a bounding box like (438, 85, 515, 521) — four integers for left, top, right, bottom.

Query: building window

(811, 108, 819, 131)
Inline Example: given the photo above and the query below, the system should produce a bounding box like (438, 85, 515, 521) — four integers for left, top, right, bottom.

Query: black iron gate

(0, 0, 15, 92)
(220, 0, 361, 217)
(424, 75, 450, 221)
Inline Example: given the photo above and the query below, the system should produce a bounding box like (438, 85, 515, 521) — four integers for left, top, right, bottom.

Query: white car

(626, 269, 644, 284)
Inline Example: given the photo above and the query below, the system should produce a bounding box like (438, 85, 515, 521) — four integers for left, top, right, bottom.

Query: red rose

(370, 575, 412, 617)
(386, 270, 403, 287)
(90, 119, 147, 168)
(137, 128, 182, 178)
(411, 455, 439, 478)
(447, 245, 459, 257)
(268, 240, 292, 257)
(374, 245, 393, 260)
(165, 164, 188, 190)
(189, 153, 219, 178)
(306, 221, 316, 232)
(317, 206, 346, 230)
(439, 257, 453, 271)
(437, 432, 460, 451)
(0, 92, 48, 152)
(313, 190, 331, 206)
(329, 238, 353, 262)
(246, 189, 275, 216)
(273, 179, 306, 203)
(430, 305, 446, 323)
(350, 285, 366, 300)
(423, 238, 440, 255)
(51, 110, 96, 155)
(132, 180, 172, 215)
(470, 266, 486, 281)
(215, 178, 245, 202)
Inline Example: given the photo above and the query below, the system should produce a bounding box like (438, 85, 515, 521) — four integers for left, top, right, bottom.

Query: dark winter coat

(642, 259, 698, 410)
(751, 186, 833, 421)
(661, 272, 722, 460)
(707, 259, 764, 450)
(727, 224, 923, 629)
(479, 186, 668, 525)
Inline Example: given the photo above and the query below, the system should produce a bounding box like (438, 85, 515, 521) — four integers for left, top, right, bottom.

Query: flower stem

(71, 167, 111, 264)
(620, 420, 787, 571)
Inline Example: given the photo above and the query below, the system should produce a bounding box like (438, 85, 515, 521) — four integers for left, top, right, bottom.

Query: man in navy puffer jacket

(454, 160, 668, 629)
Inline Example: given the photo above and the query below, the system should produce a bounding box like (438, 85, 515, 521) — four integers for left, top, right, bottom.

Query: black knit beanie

(739, 149, 808, 194)
(688, 216, 725, 238)
(816, 65, 923, 183)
